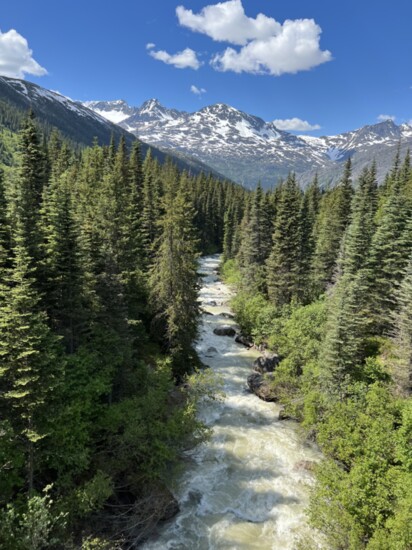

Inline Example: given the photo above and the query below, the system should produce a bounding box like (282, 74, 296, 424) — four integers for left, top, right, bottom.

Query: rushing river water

(142, 255, 322, 549)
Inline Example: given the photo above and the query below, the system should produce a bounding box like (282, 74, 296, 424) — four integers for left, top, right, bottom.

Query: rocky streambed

(142, 255, 323, 549)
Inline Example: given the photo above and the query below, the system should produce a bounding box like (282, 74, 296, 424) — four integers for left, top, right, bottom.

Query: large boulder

(253, 353, 280, 374)
(235, 333, 253, 348)
(205, 346, 218, 357)
(213, 325, 236, 337)
(247, 372, 276, 402)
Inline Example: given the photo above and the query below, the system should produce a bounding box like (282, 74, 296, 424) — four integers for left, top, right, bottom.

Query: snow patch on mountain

(84, 97, 412, 188)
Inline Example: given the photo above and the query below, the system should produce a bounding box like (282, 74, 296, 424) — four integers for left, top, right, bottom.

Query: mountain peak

(140, 98, 162, 111)
(83, 95, 412, 189)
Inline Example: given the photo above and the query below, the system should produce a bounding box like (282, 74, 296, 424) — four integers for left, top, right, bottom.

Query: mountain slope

(0, 77, 223, 178)
(85, 98, 412, 188)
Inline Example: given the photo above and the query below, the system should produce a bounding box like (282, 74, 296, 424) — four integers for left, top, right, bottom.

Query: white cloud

(273, 117, 321, 131)
(211, 19, 332, 75)
(146, 42, 156, 50)
(148, 47, 201, 69)
(377, 114, 396, 122)
(190, 84, 207, 95)
(0, 28, 47, 79)
(177, 0, 280, 46)
(177, 1, 332, 76)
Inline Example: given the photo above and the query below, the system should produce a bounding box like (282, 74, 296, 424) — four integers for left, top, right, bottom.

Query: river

(142, 255, 323, 549)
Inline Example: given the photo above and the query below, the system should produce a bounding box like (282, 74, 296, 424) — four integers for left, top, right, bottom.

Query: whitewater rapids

(142, 255, 323, 549)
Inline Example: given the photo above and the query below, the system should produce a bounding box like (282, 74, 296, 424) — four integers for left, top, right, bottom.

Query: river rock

(253, 353, 280, 374)
(213, 326, 236, 337)
(247, 372, 276, 402)
(207, 300, 217, 307)
(221, 312, 235, 319)
(235, 333, 253, 348)
(205, 346, 218, 357)
(278, 407, 290, 421)
(293, 460, 316, 472)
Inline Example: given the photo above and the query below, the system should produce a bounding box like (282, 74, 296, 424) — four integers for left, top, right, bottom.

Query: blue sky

(1, 0, 411, 135)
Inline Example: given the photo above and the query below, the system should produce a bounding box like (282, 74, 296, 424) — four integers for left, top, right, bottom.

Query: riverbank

(142, 255, 322, 549)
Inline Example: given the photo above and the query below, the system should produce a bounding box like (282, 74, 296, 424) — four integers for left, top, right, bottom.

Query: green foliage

(225, 151, 412, 549)
(266, 173, 303, 306)
(0, 485, 67, 550)
(149, 173, 200, 379)
(311, 158, 353, 298)
(220, 258, 242, 286)
(231, 291, 269, 339)
(0, 113, 239, 546)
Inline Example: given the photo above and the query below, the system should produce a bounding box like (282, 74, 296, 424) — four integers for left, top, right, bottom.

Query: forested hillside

(0, 112, 244, 548)
(2, 105, 411, 549)
(223, 155, 412, 548)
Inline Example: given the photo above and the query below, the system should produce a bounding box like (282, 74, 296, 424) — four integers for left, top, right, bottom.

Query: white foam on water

(142, 255, 323, 549)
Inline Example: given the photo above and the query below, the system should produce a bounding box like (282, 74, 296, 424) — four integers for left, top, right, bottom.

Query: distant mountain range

(85, 98, 412, 188)
(1, 76, 409, 189)
(0, 77, 223, 178)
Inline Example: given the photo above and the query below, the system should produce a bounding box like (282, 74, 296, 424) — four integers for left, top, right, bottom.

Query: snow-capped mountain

(298, 120, 412, 186)
(83, 99, 136, 124)
(0, 76, 138, 148)
(0, 77, 222, 178)
(85, 97, 412, 188)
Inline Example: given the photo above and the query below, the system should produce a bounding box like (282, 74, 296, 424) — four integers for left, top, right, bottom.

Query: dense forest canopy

(1, 107, 411, 549)
(0, 112, 245, 548)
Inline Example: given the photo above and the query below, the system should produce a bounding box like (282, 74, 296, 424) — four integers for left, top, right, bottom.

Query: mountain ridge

(85, 97, 412, 188)
(0, 77, 226, 179)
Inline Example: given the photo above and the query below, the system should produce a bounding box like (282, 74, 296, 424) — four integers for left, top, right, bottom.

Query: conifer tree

(141, 150, 161, 262)
(13, 112, 47, 264)
(320, 165, 380, 394)
(150, 173, 199, 379)
(237, 183, 272, 290)
(392, 256, 412, 396)
(342, 164, 378, 275)
(364, 172, 412, 334)
(40, 168, 84, 352)
(222, 206, 236, 261)
(235, 193, 252, 268)
(320, 270, 370, 396)
(266, 173, 303, 306)
(129, 141, 144, 208)
(299, 174, 322, 300)
(0, 219, 61, 493)
(0, 169, 9, 273)
(311, 158, 353, 296)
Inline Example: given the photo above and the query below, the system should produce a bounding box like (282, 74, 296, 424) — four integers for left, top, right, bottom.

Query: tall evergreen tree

(0, 169, 9, 273)
(342, 164, 378, 276)
(392, 256, 412, 396)
(266, 173, 303, 306)
(40, 168, 84, 352)
(0, 220, 61, 493)
(13, 112, 47, 265)
(141, 150, 161, 262)
(299, 174, 322, 300)
(237, 183, 272, 290)
(311, 158, 353, 296)
(149, 173, 199, 379)
(363, 172, 412, 334)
